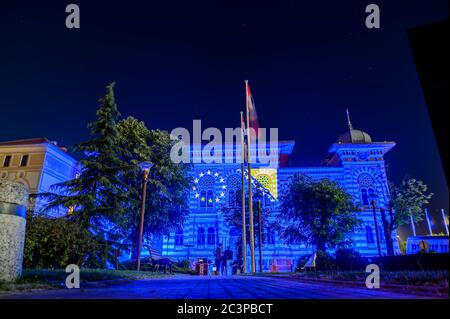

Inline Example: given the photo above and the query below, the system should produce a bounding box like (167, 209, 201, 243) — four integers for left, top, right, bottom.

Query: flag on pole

(240, 111, 247, 273)
(240, 112, 247, 163)
(245, 80, 256, 273)
(246, 81, 260, 138)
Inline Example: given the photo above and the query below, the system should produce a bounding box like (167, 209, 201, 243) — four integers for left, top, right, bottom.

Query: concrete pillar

(0, 180, 28, 282)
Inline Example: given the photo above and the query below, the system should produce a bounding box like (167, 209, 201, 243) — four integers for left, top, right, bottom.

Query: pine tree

(43, 83, 128, 235)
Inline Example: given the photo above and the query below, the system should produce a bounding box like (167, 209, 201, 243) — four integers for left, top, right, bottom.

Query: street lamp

(370, 194, 382, 257)
(136, 161, 153, 271)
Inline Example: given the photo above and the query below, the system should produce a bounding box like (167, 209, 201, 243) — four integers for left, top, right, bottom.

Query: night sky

(1, 1, 448, 236)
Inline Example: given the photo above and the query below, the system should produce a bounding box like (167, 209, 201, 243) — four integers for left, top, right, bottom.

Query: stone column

(0, 180, 28, 282)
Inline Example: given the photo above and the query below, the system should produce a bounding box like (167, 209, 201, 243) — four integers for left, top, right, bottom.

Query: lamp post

(370, 197, 382, 257)
(136, 161, 153, 271)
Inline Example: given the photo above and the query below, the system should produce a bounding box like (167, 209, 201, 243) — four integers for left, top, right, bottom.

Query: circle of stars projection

(193, 170, 226, 204)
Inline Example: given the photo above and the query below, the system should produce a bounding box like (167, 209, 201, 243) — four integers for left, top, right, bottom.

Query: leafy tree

(116, 117, 191, 256)
(220, 181, 274, 249)
(389, 178, 433, 225)
(379, 178, 433, 255)
(277, 174, 360, 252)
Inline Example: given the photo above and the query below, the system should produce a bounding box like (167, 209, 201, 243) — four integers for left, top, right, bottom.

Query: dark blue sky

(0, 1, 448, 233)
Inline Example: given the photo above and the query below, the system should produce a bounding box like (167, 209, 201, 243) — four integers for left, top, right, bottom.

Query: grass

(0, 268, 171, 293)
(250, 270, 449, 287)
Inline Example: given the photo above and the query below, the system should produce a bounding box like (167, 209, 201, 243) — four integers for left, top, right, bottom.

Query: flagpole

(245, 79, 256, 273)
(240, 111, 247, 273)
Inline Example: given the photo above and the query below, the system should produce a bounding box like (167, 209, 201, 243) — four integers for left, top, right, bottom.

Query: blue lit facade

(161, 126, 400, 271)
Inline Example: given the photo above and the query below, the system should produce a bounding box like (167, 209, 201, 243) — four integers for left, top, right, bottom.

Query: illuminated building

(0, 138, 78, 215)
(160, 121, 399, 271)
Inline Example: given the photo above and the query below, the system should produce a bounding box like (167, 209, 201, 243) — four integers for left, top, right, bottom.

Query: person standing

(222, 246, 233, 276)
(215, 243, 222, 275)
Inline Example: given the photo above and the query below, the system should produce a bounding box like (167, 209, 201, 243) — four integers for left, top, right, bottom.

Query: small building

(406, 235, 450, 254)
(0, 138, 78, 216)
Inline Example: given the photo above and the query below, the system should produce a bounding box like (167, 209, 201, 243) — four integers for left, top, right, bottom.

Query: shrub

(23, 212, 109, 269)
(175, 259, 191, 269)
(172, 259, 195, 274)
(334, 248, 363, 271)
(315, 250, 335, 271)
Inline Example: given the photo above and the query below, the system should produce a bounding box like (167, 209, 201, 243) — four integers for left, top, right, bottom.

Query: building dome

(337, 129, 372, 144)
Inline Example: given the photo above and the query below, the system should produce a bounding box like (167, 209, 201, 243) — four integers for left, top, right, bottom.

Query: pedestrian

(221, 246, 233, 276)
(215, 243, 222, 275)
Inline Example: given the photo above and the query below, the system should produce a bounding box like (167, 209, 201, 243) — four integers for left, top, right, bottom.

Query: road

(1, 275, 434, 299)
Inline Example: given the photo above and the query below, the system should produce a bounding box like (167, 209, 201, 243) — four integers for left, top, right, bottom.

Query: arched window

(199, 175, 215, 189)
(198, 175, 215, 208)
(365, 226, 374, 244)
(175, 230, 183, 246)
(256, 174, 271, 189)
(197, 228, 205, 245)
(207, 227, 215, 245)
(358, 173, 374, 206)
(227, 174, 241, 189)
(207, 190, 214, 207)
(199, 190, 207, 207)
(361, 188, 369, 206)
